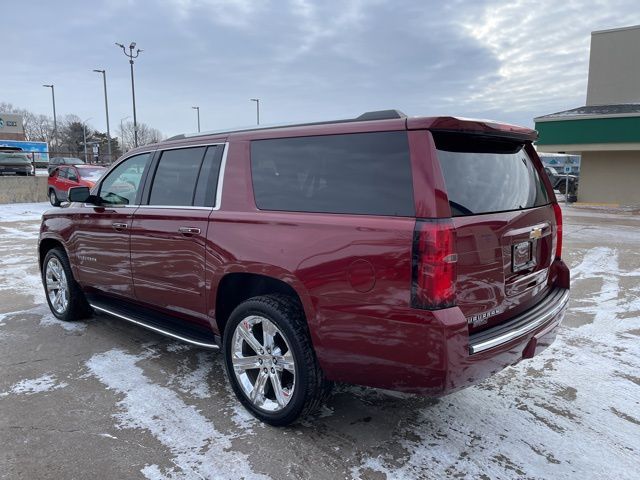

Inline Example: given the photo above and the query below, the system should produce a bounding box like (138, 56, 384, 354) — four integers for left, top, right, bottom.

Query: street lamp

(82, 117, 92, 163)
(115, 41, 142, 147)
(42, 84, 57, 152)
(192, 106, 200, 132)
(250, 98, 260, 125)
(93, 69, 112, 162)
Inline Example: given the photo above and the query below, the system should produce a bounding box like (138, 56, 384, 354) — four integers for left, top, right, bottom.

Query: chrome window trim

(86, 142, 229, 212)
(156, 142, 225, 152)
(82, 203, 140, 208)
(136, 205, 212, 211)
(213, 142, 229, 210)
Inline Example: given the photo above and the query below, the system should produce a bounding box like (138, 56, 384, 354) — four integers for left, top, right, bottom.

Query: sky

(3, 0, 640, 138)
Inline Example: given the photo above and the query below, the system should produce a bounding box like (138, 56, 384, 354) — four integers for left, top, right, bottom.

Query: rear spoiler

(407, 116, 538, 142)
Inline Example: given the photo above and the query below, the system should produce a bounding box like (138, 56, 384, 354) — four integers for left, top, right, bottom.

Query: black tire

(49, 189, 60, 207)
(223, 294, 331, 426)
(42, 248, 91, 321)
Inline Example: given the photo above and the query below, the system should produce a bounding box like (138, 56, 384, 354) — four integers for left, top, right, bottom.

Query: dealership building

(0, 113, 25, 141)
(534, 25, 640, 206)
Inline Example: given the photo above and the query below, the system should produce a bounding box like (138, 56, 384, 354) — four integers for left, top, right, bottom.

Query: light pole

(116, 42, 142, 147)
(120, 116, 130, 152)
(82, 117, 92, 163)
(93, 69, 112, 162)
(42, 84, 57, 152)
(250, 98, 260, 125)
(192, 106, 201, 132)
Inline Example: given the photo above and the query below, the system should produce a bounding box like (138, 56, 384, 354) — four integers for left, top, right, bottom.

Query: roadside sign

(564, 165, 572, 174)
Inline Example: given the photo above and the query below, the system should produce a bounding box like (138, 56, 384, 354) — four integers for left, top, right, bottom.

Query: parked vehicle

(38, 111, 570, 426)
(48, 157, 85, 174)
(544, 166, 578, 194)
(0, 149, 34, 176)
(47, 165, 106, 206)
(0, 140, 49, 168)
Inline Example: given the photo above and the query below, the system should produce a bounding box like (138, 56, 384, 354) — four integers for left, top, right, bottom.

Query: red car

(38, 110, 570, 425)
(48, 165, 106, 206)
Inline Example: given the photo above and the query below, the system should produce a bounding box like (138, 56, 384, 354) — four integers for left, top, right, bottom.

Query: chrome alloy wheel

(231, 315, 296, 412)
(45, 257, 69, 314)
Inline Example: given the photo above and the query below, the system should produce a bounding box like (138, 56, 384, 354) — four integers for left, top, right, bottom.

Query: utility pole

(250, 98, 260, 125)
(82, 117, 92, 163)
(42, 84, 57, 152)
(116, 42, 142, 147)
(93, 69, 113, 162)
(192, 106, 201, 132)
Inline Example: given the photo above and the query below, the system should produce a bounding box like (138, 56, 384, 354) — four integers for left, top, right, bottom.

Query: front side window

(251, 131, 415, 216)
(99, 153, 151, 205)
(67, 168, 78, 182)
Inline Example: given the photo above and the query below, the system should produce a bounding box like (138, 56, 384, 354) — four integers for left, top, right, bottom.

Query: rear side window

(251, 131, 414, 216)
(148, 147, 206, 206)
(434, 132, 549, 216)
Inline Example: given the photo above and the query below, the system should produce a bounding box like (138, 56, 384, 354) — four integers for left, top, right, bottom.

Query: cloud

(2, 0, 639, 135)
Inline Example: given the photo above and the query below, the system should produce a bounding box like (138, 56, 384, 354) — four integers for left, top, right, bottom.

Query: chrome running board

(90, 303, 220, 350)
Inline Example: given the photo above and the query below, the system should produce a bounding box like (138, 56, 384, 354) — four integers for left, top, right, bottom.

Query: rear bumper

(468, 288, 569, 355)
(317, 286, 569, 395)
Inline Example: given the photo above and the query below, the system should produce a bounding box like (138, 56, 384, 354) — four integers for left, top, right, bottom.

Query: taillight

(411, 219, 457, 310)
(552, 202, 563, 260)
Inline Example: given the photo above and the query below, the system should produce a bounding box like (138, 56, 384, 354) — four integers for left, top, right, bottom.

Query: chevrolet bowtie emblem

(529, 227, 543, 239)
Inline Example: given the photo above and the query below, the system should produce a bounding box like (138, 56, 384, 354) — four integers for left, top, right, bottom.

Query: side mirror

(68, 186, 92, 203)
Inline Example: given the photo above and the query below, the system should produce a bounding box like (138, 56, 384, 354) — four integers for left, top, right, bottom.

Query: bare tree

(118, 121, 164, 152)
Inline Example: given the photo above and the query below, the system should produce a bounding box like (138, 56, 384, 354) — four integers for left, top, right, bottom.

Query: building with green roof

(534, 25, 640, 206)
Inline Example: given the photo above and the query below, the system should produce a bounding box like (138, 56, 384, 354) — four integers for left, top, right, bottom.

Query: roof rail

(163, 109, 407, 142)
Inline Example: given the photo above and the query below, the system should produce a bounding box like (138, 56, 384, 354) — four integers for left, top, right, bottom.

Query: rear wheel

(49, 189, 60, 207)
(223, 294, 330, 426)
(42, 248, 90, 321)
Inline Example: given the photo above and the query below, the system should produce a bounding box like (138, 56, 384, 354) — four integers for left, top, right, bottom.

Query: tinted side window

(434, 133, 549, 216)
(193, 146, 223, 207)
(57, 168, 68, 179)
(99, 153, 151, 205)
(251, 131, 414, 216)
(148, 147, 206, 206)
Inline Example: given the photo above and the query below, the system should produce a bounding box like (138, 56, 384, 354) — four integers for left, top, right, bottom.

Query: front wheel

(223, 295, 331, 426)
(42, 248, 90, 321)
(49, 189, 60, 207)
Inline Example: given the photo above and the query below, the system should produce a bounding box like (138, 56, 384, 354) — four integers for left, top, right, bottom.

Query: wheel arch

(213, 271, 317, 343)
(38, 237, 67, 272)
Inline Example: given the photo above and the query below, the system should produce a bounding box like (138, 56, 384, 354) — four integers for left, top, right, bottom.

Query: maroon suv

(38, 110, 570, 425)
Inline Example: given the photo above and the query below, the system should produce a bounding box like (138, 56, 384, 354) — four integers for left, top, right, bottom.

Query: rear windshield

(434, 132, 549, 216)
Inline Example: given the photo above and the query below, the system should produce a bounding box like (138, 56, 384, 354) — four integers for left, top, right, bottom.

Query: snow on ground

(0, 202, 51, 223)
(0, 374, 67, 397)
(1, 201, 639, 479)
(352, 245, 640, 479)
(86, 349, 269, 480)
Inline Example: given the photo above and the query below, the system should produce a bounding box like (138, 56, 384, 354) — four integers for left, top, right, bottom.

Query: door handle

(112, 222, 128, 231)
(178, 226, 201, 235)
